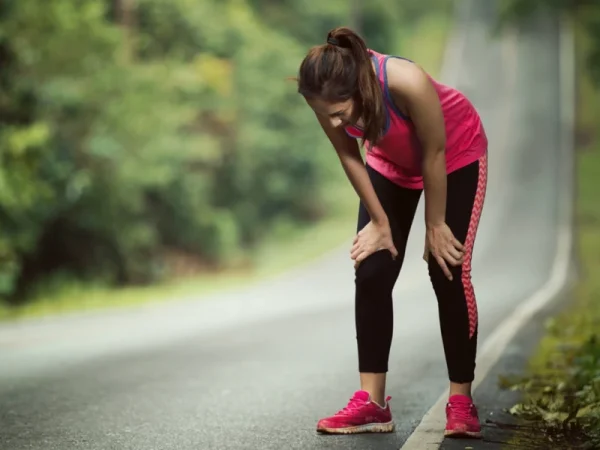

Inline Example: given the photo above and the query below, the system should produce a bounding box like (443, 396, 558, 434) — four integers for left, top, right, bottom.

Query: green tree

(0, 0, 453, 306)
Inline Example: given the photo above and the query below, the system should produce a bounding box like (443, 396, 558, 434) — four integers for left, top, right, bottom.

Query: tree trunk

(114, 0, 136, 62)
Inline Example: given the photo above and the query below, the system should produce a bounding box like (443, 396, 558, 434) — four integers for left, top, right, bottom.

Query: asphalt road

(0, 2, 565, 450)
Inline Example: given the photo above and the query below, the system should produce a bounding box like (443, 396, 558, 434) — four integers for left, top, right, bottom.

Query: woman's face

(306, 96, 358, 129)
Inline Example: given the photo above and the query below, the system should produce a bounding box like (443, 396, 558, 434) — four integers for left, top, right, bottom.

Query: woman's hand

(425, 222, 464, 281)
(351, 220, 398, 268)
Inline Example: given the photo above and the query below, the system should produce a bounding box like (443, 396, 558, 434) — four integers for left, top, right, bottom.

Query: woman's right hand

(351, 220, 398, 268)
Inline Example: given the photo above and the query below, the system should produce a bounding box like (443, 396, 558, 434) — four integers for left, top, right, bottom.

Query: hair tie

(327, 37, 339, 46)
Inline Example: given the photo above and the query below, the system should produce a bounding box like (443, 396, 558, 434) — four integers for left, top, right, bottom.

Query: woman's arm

(385, 59, 447, 229)
(313, 113, 398, 264)
(314, 113, 389, 228)
(386, 59, 464, 279)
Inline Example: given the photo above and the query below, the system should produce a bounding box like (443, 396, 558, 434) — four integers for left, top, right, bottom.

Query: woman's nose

(330, 117, 343, 128)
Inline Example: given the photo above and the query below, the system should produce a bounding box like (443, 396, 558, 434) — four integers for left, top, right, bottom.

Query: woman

(296, 27, 488, 439)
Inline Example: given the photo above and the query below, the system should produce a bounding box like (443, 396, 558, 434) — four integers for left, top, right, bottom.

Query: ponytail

(297, 27, 386, 146)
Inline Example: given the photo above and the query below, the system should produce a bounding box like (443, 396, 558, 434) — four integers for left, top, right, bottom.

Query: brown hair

(296, 27, 385, 146)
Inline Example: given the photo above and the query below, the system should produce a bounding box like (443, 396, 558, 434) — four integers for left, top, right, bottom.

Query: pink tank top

(345, 50, 488, 189)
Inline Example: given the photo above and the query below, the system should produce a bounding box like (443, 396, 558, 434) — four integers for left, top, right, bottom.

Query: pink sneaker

(316, 390, 394, 434)
(444, 394, 482, 439)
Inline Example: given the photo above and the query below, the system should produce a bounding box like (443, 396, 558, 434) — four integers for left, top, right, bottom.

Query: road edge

(399, 9, 577, 450)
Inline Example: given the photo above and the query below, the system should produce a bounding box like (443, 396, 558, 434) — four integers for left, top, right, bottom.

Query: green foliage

(0, 0, 452, 305)
(505, 334, 600, 448)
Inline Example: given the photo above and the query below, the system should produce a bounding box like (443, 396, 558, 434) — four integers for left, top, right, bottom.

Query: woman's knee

(427, 256, 463, 287)
(355, 250, 399, 289)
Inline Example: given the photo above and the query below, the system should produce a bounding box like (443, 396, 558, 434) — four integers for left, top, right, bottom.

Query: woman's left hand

(426, 222, 465, 281)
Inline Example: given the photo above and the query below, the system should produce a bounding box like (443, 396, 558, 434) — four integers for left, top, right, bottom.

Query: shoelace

(336, 397, 366, 416)
(447, 402, 474, 422)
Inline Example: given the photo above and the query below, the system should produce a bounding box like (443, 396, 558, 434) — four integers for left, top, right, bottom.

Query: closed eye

(330, 108, 348, 118)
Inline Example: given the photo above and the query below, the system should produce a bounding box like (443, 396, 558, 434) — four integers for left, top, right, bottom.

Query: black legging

(354, 154, 487, 383)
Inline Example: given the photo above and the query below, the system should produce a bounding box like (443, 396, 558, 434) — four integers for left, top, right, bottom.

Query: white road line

(400, 11, 576, 450)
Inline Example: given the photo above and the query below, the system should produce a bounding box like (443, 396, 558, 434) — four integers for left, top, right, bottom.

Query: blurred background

(0, 0, 454, 318)
(1, 0, 600, 449)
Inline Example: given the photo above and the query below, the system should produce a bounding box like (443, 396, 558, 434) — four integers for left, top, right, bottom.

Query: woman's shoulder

(384, 56, 429, 95)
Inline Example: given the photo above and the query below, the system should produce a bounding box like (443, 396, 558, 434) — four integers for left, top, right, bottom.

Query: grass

(502, 22, 600, 449)
(0, 14, 454, 322)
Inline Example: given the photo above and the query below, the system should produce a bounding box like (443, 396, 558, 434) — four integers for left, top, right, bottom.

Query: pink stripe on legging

(461, 153, 488, 339)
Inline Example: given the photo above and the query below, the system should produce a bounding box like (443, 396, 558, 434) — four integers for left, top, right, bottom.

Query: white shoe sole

(317, 421, 395, 434)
